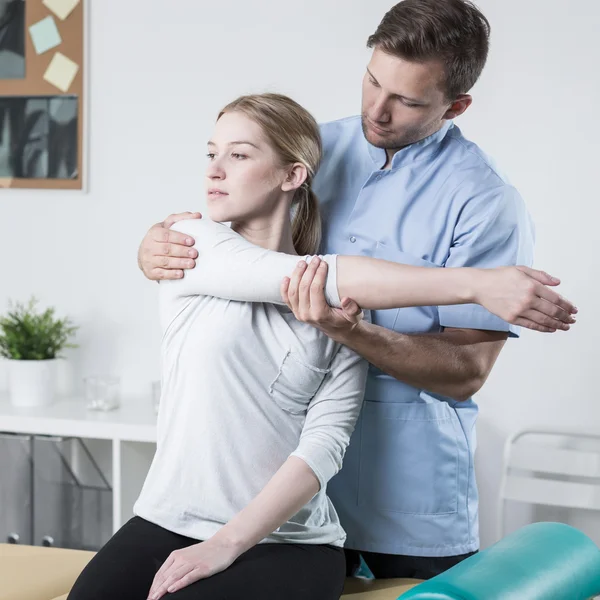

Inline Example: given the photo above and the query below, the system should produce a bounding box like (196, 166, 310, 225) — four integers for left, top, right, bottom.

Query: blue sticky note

(29, 16, 62, 55)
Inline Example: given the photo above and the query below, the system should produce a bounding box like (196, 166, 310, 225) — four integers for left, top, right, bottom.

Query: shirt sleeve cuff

(438, 304, 520, 338)
(289, 447, 336, 491)
(304, 254, 341, 308)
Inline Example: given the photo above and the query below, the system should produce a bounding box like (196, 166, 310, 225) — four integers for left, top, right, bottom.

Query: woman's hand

(137, 211, 202, 281)
(147, 536, 239, 599)
(475, 266, 577, 332)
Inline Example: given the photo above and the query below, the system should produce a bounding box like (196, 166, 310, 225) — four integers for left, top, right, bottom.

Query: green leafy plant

(0, 297, 78, 360)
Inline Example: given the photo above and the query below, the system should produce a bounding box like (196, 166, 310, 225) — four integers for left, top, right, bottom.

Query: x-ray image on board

(0, 96, 78, 179)
(0, 0, 25, 79)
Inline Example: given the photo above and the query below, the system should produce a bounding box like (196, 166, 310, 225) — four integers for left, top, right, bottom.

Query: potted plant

(0, 297, 78, 407)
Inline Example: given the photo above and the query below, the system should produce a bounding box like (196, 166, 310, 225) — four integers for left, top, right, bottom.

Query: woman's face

(205, 111, 287, 223)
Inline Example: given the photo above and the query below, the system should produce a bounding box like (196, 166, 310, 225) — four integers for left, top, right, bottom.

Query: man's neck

(380, 121, 447, 170)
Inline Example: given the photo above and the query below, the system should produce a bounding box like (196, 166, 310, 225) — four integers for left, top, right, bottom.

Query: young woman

(68, 94, 575, 600)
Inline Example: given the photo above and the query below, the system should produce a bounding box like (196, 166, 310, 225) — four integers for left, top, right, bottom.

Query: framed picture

(0, 0, 86, 190)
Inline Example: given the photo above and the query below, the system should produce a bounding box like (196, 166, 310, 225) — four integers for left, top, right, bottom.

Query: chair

(497, 428, 600, 540)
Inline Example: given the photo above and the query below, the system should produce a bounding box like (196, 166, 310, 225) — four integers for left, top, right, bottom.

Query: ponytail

(291, 183, 322, 257)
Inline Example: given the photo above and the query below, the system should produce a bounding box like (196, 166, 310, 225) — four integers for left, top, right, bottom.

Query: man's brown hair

(367, 0, 491, 100)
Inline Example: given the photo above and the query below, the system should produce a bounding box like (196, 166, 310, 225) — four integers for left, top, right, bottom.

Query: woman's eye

(231, 153, 247, 160)
(206, 153, 215, 159)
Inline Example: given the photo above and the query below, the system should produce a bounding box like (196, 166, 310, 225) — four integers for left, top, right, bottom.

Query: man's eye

(399, 99, 419, 108)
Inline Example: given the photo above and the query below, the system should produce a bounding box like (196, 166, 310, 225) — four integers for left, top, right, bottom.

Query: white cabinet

(0, 394, 157, 539)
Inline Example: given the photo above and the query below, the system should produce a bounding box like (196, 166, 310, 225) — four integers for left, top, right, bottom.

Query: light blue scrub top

(316, 116, 534, 557)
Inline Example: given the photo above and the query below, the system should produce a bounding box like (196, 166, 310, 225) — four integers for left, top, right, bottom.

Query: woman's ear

(281, 163, 308, 192)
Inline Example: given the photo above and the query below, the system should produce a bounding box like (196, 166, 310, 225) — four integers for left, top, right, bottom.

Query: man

(138, 0, 552, 580)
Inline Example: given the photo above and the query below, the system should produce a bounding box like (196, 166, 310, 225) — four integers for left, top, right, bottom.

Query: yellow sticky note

(42, 0, 80, 20)
(43, 52, 79, 92)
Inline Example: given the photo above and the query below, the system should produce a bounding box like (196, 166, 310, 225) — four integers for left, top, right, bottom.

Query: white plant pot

(7, 359, 58, 407)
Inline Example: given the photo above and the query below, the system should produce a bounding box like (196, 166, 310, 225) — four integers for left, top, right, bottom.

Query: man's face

(361, 47, 454, 150)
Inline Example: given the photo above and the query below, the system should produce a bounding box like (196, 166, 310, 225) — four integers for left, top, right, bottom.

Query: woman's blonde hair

(218, 93, 322, 256)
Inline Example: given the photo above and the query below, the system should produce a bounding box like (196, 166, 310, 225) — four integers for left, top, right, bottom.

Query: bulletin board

(0, 0, 85, 190)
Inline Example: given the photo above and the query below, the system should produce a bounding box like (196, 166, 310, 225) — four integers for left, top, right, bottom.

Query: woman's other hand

(146, 536, 239, 599)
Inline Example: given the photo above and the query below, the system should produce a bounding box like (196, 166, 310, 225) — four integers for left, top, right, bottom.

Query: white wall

(1, 0, 598, 549)
(461, 0, 600, 547)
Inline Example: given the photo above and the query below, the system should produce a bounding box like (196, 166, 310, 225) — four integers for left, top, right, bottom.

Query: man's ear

(443, 94, 473, 120)
(281, 163, 308, 193)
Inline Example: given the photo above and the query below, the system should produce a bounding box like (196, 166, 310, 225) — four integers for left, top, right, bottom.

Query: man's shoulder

(432, 127, 529, 223)
(318, 115, 362, 142)
(315, 116, 364, 172)
(441, 133, 527, 224)
(445, 125, 512, 189)
(318, 114, 361, 129)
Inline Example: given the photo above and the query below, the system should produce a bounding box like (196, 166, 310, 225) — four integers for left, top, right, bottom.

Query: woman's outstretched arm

(162, 219, 575, 328)
(335, 255, 574, 326)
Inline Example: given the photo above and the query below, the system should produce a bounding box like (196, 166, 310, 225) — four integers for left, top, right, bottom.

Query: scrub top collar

(366, 119, 455, 170)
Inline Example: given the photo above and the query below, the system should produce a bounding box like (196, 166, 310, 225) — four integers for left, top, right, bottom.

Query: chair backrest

(498, 429, 600, 538)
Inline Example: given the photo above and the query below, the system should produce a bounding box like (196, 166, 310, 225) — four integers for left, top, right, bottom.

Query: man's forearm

(335, 321, 506, 401)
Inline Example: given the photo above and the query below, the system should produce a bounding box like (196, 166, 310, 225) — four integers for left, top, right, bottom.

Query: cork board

(0, 0, 85, 190)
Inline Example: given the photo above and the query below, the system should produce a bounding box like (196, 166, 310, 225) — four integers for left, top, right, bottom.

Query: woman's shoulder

(169, 217, 227, 236)
(169, 218, 236, 251)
